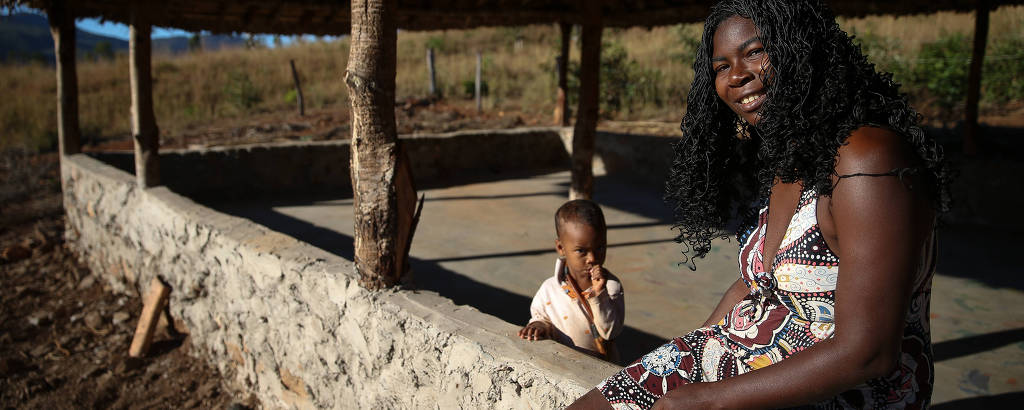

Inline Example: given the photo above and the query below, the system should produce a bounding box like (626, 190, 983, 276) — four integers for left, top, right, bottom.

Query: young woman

(570, 0, 951, 408)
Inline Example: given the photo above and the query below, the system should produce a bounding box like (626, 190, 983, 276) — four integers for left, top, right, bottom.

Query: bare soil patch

(0, 153, 254, 409)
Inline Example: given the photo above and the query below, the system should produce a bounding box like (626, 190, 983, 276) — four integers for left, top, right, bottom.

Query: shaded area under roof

(5, 0, 1023, 35)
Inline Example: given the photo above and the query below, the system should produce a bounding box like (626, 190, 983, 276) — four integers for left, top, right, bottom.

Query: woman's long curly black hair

(665, 0, 952, 267)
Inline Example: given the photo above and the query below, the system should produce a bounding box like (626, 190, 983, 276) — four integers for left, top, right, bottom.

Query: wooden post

(554, 22, 571, 126)
(130, 10, 160, 188)
(964, 0, 989, 156)
(345, 0, 400, 290)
(289, 59, 305, 116)
(129, 277, 171, 358)
(570, 6, 602, 200)
(47, 0, 81, 156)
(475, 51, 483, 112)
(426, 48, 437, 97)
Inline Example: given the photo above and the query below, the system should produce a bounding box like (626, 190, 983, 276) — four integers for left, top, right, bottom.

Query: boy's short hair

(555, 199, 607, 237)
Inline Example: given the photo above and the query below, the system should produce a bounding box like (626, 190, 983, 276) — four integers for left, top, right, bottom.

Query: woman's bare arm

(701, 278, 747, 327)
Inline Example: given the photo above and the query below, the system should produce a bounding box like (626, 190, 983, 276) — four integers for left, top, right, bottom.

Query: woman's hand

(518, 321, 553, 341)
(651, 384, 710, 410)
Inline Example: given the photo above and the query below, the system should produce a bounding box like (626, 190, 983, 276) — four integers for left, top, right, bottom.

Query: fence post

(475, 51, 482, 112)
(290, 59, 305, 116)
(426, 47, 437, 97)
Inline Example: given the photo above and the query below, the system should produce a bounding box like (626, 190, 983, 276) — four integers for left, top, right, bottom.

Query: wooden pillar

(345, 0, 400, 289)
(554, 22, 571, 126)
(47, 0, 81, 156)
(130, 10, 160, 188)
(570, 6, 602, 200)
(964, 0, 989, 156)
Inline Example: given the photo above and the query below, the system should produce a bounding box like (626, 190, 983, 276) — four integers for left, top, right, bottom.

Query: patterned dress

(597, 187, 935, 409)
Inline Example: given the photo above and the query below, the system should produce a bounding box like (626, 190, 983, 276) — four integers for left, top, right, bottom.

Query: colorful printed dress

(597, 187, 936, 409)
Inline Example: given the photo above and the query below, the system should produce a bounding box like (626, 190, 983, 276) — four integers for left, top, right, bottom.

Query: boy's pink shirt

(528, 260, 625, 354)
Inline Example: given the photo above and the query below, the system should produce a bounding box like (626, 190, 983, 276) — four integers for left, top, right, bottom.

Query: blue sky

(74, 18, 325, 47)
(76, 18, 193, 40)
(74, 18, 297, 46)
(2, 6, 299, 46)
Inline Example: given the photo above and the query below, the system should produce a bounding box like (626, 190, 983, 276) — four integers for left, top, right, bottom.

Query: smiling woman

(710, 16, 769, 126)
(567, 0, 952, 408)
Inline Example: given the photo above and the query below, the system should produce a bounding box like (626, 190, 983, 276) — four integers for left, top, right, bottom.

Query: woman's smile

(736, 91, 765, 112)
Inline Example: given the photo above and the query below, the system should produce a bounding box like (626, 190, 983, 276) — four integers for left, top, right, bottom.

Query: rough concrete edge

(61, 153, 619, 408)
(106, 126, 572, 155)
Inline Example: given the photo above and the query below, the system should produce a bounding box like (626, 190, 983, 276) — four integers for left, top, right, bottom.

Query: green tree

(909, 33, 972, 113)
(188, 33, 202, 53)
(982, 36, 1024, 104)
(93, 40, 114, 60)
(565, 41, 665, 116)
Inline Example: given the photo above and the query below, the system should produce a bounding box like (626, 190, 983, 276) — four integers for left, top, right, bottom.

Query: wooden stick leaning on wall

(129, 277, 171, 358)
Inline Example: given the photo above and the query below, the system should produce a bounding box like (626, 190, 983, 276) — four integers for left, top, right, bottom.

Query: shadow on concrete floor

(210, 203, 357, 261)
(423, 238, 674, 264)
(935, 223, 1021, 292)
(557, 175, 674, 226)
(933, 327, 1024, 362)
(931, 391, 1024, 409)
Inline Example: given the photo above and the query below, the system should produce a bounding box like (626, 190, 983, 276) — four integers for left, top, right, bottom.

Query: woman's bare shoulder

(835, 126, 915, 176)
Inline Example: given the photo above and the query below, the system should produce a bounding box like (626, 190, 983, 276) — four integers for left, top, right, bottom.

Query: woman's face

(712, 16, 769, 126)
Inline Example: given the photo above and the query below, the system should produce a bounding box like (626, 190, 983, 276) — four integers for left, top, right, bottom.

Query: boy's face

(556, 220, 607, 279)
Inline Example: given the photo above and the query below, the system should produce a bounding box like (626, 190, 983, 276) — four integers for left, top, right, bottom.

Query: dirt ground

(0, 153, 255, 409)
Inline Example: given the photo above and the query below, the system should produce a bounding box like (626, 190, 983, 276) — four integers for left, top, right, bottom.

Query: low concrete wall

(90, 127, 574, 199)
(62, 154, 619, 408)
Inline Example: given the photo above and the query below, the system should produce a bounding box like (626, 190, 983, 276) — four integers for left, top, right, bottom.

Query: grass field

(1, 5, 1021, 152)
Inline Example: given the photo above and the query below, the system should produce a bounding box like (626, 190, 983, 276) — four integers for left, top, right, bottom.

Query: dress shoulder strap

(836, 167, 919, 190)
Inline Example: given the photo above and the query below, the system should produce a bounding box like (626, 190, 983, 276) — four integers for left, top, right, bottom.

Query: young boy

(518, 199, 624, 363)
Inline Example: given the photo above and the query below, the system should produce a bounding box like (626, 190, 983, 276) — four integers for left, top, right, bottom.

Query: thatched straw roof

(5, 0, 1022, 35)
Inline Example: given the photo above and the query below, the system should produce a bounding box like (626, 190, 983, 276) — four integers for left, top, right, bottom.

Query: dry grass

(840, 5, 1024, 54)
(1, 5, 1021, 152)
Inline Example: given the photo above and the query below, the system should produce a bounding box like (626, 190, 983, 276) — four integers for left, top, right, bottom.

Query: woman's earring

(737, 120, 751, 140)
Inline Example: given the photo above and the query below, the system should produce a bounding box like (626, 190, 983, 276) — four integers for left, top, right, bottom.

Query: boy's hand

(590, 265, 606, 294)
(518, 321, 552, 341)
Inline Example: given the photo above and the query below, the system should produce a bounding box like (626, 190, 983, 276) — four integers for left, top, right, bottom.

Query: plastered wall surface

(62, 154, 619, 409)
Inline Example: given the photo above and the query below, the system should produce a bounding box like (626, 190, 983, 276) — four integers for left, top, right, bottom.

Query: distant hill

(0, 13, 127, 63)
(151, 35, 247, 55)
(0, 12, 246, 64)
